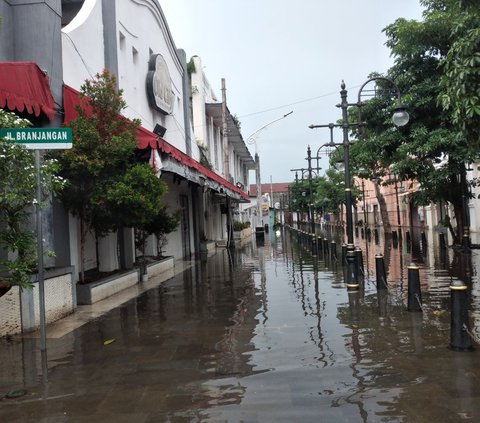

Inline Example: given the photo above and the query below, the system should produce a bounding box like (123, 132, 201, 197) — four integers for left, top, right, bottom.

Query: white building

(0, 0, 252, 335)
(61, 0, 252, 270)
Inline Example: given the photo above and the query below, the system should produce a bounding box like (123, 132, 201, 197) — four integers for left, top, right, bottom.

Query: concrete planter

(146, 257, 174, 280)
(77, 268, 140, 305)
(0, 267, 75, 337)
(76, 257, 174, 305)
(200, 241, 216, 254)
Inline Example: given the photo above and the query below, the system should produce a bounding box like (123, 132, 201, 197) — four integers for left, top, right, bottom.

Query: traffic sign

(0, 127, 72, 149)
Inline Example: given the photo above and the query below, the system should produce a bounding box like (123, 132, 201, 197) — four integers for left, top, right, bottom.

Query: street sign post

(1, 127, 72, 352)
(0, 127, 72, 149)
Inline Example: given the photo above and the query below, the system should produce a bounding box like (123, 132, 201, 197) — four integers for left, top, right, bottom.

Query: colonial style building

(0, 0, 252, 335)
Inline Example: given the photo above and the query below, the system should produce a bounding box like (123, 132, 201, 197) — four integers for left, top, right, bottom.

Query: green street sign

(0, 127, 73, 149)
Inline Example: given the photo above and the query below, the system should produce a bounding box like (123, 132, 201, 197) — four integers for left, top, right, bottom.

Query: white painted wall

(62, 0, 105, 90)
(117, 1, 186, 152)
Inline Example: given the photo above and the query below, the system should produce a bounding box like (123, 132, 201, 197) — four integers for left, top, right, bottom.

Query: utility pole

(255, 153, 262, 230)
(221, 78, 229, 180)
(221, 79, 232, 247)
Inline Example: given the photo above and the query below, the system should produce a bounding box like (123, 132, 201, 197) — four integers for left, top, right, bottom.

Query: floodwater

(1, 228, 480, 422)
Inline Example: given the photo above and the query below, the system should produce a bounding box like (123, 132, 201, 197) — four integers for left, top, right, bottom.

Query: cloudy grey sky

(161, 0, 424, 184)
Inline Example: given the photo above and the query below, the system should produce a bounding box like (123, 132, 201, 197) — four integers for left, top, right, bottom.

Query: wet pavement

(1, 228, 480, 422)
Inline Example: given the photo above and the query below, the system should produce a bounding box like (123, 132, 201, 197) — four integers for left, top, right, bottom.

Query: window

(132, 46, 138, 64)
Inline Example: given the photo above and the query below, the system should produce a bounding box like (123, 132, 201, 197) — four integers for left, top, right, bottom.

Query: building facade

(0, 0, 252, 335)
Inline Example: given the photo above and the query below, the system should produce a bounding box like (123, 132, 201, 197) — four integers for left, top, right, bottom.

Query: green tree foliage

(289, 169, 350, 223)
(439, 0, 480, 145)
(313, 169, 347, 216)
(53, 70, 176, 281)
(0, 110, 64, 288)
(346, 0, 479, 244)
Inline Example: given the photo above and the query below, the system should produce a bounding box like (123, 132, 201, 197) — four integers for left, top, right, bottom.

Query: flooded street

(2, 228, 480, 422)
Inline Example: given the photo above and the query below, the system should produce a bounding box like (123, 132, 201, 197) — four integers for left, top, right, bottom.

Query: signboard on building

(0, 128, 73, 149)
(146, 54, 174, 115)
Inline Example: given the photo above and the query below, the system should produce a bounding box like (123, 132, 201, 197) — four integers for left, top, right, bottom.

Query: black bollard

(317, 236, 323, 253)
(345, 244, 359, 291)
(450, 280, 473, 351)
(311, 234, 317, 256)
(375, 254, 388, 290)
(355, 248, 364, 277)
(330, 240, 337, 260)
(342, 244, 347, 265)
(407, 263, 422, 312)
(323, 238, 329, 255)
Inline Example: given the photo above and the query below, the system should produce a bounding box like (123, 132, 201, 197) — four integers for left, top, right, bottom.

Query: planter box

(146, 257, 174, 280)
(77, 268, 140, 305)
(0, 286, 21, 337)
(200, 241, 216, 254)
(76, 257, 174, 305)
(0, 267, 75, 336)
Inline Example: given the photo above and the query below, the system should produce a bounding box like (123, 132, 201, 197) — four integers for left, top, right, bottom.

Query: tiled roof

(249, 182, 290, 196)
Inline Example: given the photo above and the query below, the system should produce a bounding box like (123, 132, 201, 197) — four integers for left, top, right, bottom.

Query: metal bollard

(407, 263, 422, 312)
(330, 240, 337, 260)
(375, 254, 387, 290)
(355, 248, 364, 277)
(450, 280, 473, 351)
(342, 244, 347, 265)
(345, 244, 359, 291)
(323, 238, 329, 255)
(311, 234, 317, 256)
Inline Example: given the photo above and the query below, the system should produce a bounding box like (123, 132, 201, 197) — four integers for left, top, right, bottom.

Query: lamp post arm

(246, 111, 293, 152)
(357, 76, 402, 104)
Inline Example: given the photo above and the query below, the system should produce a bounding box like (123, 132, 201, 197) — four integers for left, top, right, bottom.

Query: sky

(160, 0, 424, 184)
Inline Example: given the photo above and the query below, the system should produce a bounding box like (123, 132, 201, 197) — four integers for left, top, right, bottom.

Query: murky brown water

(1, 228, 480, 422)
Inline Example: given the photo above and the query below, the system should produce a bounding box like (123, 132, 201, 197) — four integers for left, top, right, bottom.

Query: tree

(346, 0, 479, 245)
(0, 110, 64, 289)
(346, 78, 409, 236)
(313, 169, 348, 219)
(439, 0, 480, 147)
(53, 70, 175, 281)
(382, 0, 480, 245)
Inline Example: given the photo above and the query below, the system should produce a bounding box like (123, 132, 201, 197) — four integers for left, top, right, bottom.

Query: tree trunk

(452, 201, 464, 246)
(374, 181, 392, 236)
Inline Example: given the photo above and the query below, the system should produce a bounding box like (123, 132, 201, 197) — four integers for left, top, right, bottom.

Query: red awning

(0, 62, 55, 120)
(62, 85, 249, 201)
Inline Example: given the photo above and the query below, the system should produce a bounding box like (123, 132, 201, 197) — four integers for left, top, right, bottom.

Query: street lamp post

(310, 78, 409, 290)
(307, 146, 317, 255)
(291, 150, 322, 255)
(246, 111, 293, 236)
(339, 82, 358, 289)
